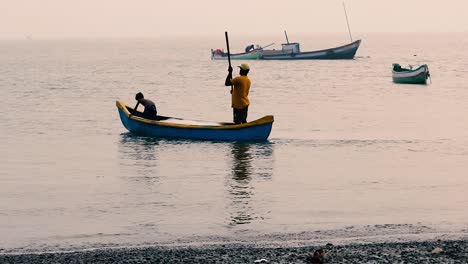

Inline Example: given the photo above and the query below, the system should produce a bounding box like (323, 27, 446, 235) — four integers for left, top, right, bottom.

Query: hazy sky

(2, 0, 468, 39)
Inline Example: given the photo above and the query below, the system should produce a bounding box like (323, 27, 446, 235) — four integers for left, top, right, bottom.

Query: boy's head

(135, 92, 144, 100)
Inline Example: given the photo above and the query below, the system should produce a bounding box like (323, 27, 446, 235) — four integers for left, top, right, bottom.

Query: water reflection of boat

(116, 101, 274, 141)
(118, 133, 160, 182)
(119, 133, 159, 160)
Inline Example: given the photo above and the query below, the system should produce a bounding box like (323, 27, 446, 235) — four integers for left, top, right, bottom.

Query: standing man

(225, 63, 251, 124)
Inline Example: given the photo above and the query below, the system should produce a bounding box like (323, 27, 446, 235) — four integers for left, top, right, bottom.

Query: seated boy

(134, 92, 157, 119)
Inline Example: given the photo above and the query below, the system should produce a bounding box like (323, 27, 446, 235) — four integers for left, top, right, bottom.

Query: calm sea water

(1, 33, 468, 253)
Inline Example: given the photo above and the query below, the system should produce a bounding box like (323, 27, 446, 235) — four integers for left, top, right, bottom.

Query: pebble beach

(2, 238, 468, 263)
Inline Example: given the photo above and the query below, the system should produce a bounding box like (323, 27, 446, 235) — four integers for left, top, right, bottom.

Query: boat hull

(392, 65, 429, 84)
(260, 40, 361, 60)
(116, 101, 273, 141)
(211, 50, 262, 60)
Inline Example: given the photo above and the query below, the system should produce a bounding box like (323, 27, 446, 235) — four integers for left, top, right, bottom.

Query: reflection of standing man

(227, 142, 274, 226)
(225, 64, 251, 124)
(229, 143, 253, 226)
(231, 143, 252, 181)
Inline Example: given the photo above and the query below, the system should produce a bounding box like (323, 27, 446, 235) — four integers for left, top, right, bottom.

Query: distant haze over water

(1, 0, 468, 39)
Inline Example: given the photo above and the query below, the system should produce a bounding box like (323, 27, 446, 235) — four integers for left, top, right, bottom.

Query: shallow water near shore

(1, 33, 468, 253)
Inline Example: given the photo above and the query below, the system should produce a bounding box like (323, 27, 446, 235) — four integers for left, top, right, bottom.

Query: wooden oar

(225, 31, 233, 93)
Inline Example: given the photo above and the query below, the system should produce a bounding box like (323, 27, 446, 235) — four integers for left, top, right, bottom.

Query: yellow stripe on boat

(116, 101, 273, 130)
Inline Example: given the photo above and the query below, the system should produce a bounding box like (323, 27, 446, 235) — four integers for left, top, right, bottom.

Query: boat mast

(342, 1, 353, 42)
(284, 30, 290, 44)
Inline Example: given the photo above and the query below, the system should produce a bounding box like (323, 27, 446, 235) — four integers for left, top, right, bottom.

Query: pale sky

(1, 0, 468, 39)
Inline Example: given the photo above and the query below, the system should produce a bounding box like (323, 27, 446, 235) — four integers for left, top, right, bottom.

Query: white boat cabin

(281, 43, 300, 53)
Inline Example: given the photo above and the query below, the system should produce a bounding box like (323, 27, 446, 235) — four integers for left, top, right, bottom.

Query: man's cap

(238, 63, 250, 71)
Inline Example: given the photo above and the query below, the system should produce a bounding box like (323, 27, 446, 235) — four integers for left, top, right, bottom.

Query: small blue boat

(116, 101, 274, 141)
(392, 64, 430, 84)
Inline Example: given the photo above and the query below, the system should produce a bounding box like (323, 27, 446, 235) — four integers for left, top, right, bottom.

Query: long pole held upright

(284, 30, 290, 44)
(225, 31, 232, 70)
(343, 1, 353, 42)
(225, 31, 233, 92)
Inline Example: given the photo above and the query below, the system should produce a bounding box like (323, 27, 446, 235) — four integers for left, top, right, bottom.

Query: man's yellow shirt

(231, 76, 251, 109)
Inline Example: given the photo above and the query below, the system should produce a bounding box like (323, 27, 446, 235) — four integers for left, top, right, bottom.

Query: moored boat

(392, 64, 430, 84)
(258, 5, 361, 61)
(211, 47, 262, 60)
(116, 101, 274, 141)
(260, 40, 361, 60)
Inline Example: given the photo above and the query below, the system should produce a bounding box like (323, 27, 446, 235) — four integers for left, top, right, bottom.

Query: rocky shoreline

(2, 239, 468, 263)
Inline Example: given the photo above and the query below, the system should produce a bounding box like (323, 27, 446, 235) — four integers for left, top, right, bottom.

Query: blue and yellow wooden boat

(116, 101, 274, 141)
